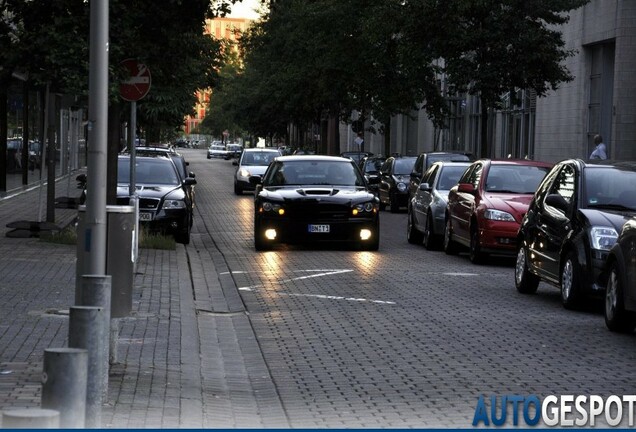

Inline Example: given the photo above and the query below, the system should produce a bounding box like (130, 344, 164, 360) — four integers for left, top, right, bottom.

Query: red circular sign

(119, 59, 151, 101)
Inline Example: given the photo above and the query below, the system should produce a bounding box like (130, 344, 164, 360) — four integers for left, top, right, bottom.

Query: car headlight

(484, 209, 515, 222)
(589, 226, 618, 250)
(397, 182, 407, 192)
(353, 202, 376, 215)
(261, 202, 284, 214)
(162, 199, 186, 209)
(238, 168, 251, 178)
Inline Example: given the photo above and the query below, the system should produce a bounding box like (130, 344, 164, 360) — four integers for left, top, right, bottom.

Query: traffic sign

(119, 59, 151, 101)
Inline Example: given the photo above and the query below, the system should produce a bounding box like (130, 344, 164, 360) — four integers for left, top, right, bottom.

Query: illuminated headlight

(265, 229, 277, 240)
(262, 202, 283, 213)
(590, 226, 618, 250)
(484, 209, 515, 222)
(353, 202, 376, 215)
(397, 182, 407, 192)
(162, 199, 186, 209)
(360, 229, 372, 240)
(238, 168, 251, 178)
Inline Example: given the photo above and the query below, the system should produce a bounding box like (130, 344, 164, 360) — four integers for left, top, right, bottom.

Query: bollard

(2, 408, 60, 428)
(78, 274, 111, 398)
(69, 306, 105, 428)
(41, 347, 88, 428)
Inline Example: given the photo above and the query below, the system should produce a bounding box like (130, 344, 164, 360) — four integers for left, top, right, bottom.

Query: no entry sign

(119, 59, 151, 101)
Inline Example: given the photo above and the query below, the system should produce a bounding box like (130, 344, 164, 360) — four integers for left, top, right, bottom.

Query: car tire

(389, 194, 400, 213)
(423, 212, 439, 251)
(515, 245, 539, 294)
(469, 226, 487, 264)
(207, 154, 211, 159)
(254, 218, 269, 251)
(604, 261, 636, 333)
(443, 217, 459, 255)
(234, 182, 243, 195)
(406, 208, 423, 244)
(379, 198, 386, 211)
(560, 250, 582, 309)
(175, 223, 191, 245)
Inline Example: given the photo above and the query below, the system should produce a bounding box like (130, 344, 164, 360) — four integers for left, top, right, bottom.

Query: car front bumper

(256, 215, 379, 245)
(479, 220, 520, 255)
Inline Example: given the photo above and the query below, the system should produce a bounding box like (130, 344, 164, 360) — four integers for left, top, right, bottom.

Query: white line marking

(443, 272, 479, 276)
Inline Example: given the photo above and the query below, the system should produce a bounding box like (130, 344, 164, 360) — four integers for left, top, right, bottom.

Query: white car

(233, 148, 281, 194)
(207, 143, 230, 159)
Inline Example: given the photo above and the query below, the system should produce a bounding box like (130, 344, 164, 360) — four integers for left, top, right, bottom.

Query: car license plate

(139, 212, 153, 221)
(308, 224, 330, 233)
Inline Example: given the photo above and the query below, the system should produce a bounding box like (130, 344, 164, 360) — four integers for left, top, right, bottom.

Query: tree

(410, 0, 589, 157)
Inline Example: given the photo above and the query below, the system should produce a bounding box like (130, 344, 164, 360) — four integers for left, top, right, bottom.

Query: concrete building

(386, 0, 636, 163)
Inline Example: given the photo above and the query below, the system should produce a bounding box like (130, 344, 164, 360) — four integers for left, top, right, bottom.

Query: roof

(276, 155, 353, 163)
(243, 147, 280, 152)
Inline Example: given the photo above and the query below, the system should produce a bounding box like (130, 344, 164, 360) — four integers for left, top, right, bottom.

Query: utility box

(76, 205, 135, 318)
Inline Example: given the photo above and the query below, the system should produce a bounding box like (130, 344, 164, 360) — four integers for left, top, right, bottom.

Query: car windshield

(584, 167, 636, 210)
(118, 158, 180, 185)
(364, 159, 384, 173)
(394, 158, 416, 175)
(437, 165, 469, 190)
(426, 154, 470, 170)
(241, 151, 278, 166)
(485, 165, 550, 193)
(265, 160, 365, 186)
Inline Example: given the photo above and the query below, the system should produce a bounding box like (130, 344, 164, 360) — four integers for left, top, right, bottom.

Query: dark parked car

(604, 217, 636, 332)
(118, 155, 196, 244)
(359, 156, 386, 197)
(515, 159, 636, 308)
(407, 161, 471, 249)
(251, 155, 380, 251)
(408, 152, 474, 199)
(378, 156, 417, 212)
(445, 159, 552, 263)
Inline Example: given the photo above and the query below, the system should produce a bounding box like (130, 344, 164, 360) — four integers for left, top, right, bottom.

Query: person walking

(589, 134, 608, 160)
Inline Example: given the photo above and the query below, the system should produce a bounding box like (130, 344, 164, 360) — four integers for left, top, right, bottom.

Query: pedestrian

(354, 132, 364, 153)
(589, 134, 607, 160)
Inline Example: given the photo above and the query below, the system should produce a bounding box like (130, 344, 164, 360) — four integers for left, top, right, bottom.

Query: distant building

(183, 17, 252, 136)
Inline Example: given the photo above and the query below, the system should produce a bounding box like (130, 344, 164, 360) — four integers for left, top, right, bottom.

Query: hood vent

(297, 188, 338, 196)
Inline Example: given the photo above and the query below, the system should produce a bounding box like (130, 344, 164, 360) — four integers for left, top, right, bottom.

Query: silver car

(233, 148, 281, 195)
(407, 161, 470, 249)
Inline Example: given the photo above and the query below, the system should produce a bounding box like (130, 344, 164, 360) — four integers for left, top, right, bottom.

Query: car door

(532, 163, 576, 280)
(454, 162, 482, 244)
(379, 158, 394, 203)
(409, 155, 424, 199)
(414, 164, 438, 228)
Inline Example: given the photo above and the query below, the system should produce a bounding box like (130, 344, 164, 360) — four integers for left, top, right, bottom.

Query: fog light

(265, 229, 277, 240)
(360, 229, 372, 240)
(352, 209, 359, 216)
(497, 237, 513, 244)
(278, 208, 285, 215)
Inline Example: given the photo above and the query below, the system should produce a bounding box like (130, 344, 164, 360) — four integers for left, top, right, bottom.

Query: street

(184, 149, 635, 427)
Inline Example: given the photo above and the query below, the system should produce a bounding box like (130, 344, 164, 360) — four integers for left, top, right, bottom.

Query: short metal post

(2, 408, 60, 428)
(41, 348, 88, 428)
(78, 274, 111, 398)
(69, 305, 105, 428)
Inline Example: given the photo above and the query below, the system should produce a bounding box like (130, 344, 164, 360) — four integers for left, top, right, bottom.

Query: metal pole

(84, 0, 109, 275)
(41, 347, 88, 428)
(129, 101, 136, 196)
(78, 274, 111, 397)
(68, 306, 105, 428)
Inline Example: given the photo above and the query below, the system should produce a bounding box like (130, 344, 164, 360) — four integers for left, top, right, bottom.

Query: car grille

(116, 197, 160, 210)
(284, 202, 350, 220)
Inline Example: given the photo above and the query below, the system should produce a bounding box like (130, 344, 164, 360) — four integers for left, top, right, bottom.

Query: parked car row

(207, 141, 243, 160)
(403, 156, 636, 334)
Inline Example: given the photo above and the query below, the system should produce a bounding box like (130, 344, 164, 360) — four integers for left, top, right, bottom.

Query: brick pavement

(0, 170, 288, 428)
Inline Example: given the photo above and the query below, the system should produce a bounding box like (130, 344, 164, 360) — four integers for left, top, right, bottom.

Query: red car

(444, 159, 553, 263)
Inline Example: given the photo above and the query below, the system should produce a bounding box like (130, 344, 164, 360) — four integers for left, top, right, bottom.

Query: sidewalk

(0, 173, 288, 428)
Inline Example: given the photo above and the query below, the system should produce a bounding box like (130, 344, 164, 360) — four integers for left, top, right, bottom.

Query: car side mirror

(232, 161, 238, 166)
(545, 194, 569, 213)
(419, 182, 432, 192)
(249, 175, 262, 186)
(188, 171, 195, 178)
(76, 173, 87, 183)
(184, 177, 197, 186)
(457, 183, 476, 194)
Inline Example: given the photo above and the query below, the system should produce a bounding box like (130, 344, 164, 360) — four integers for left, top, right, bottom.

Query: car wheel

(406, 207, 423, 244)
(515, 245, 539, 294)
(207, 154, 211, 159)
(234, 182, 243, 195)
(443, 217, 459, 255)
(604, 262, 636, 332)
(469, 227, 487, 264)
(423, 212, 439, 251)
(378, 197, 386, 211)
(561, 251, 582, 309)
(254, 218, 269, 251)
(389, 195, 400, 213)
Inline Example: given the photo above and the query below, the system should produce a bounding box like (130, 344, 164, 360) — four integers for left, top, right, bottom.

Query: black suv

(515, 159, 636, 308)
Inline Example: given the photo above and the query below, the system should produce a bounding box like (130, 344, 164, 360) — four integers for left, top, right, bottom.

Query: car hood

(393, 175, 410, 183)
(241, 165, 269, 175)
(579, 209, 636, 231)
(261, 186, 375, 204)
(483, 193, 533, 219)
(117, 184, 182, 199)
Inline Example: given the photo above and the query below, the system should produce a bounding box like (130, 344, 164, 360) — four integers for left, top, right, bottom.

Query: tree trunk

(0, 82, 7, 192)
(480, 103, 489, 159)
(384, 117, 392, 157)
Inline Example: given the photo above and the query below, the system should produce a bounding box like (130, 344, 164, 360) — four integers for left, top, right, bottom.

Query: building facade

(386, 0, 636, 163)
